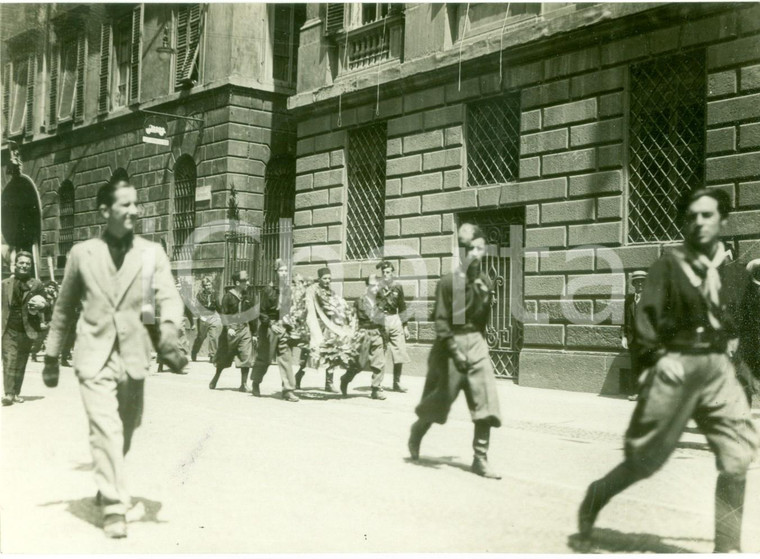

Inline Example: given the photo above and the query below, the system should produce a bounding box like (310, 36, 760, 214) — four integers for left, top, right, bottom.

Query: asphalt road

(1, 359, 759, 553)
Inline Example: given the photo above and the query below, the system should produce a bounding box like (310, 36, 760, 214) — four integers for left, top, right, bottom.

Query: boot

(578, 462, 641, 541)
(209, 369, 222, 390)
(239, 368, 250, 392)
(471, 421, 501, 479)
(371, 387, 387, 400)
(392, 365, 407, 393)
(295, 369, 305, 389)
(408, 419, 431, 461)
(325, 370, 340, 393)
(339, 373, 351, 396)
(714, 474, 746, 552)
(282, 390, 300, 402)
(251, 382, 261, 397)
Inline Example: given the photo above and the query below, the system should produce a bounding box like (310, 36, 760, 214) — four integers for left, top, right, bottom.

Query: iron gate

(459, 208, 524, 379)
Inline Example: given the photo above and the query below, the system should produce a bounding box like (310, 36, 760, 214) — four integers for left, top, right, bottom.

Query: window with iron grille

(346, 123, 387, 261)
(58, 180, 75, 267)
(467, 92, 521, 186)
(172, 155, 197, 260)
(628, 51, 706, 243)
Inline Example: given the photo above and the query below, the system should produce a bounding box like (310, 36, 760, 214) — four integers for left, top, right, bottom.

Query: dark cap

(317, 267, 331, 278)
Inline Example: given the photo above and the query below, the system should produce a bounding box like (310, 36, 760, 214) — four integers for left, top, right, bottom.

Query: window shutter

(25, 54, 36, 136)
(175, 4, 201, 88)
(129, 4, 142, 105)
(48, 44, 58, 132)
(74, 32, 87, 122)
(325, 3, 345, 35)
(2, 62, 10, 140)
(98, 22, 111, 114)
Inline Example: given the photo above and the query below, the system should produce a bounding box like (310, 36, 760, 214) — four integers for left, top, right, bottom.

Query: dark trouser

(343, 329, 385, 389)
(251, 324, 296, 392)
(582, 352, 758, 550)
(621, 343, 642, 396)
(2, 328, 34, 396)
(342, 367, 384, 389)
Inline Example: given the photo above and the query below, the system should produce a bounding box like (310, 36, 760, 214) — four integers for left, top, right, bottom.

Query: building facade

(289, 3, 760, 393)
(1, 3, 306, 292)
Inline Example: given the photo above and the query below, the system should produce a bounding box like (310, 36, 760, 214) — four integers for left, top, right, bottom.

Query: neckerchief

(672, 242, 727, 330)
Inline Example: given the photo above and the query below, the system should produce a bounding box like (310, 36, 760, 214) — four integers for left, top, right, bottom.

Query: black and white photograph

(1, 1, 759, 553)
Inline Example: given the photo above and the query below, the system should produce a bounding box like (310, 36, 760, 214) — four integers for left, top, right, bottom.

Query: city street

(1, 359, 759, 554)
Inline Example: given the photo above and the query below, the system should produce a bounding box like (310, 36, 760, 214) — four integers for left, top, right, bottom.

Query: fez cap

(317, 267, 331, 278)
(631, 270, 648, 282)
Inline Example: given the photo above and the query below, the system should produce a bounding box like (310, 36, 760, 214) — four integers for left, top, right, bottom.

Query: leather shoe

(339, 374, 350, 396)
(12, 395, 24, 403)
(1, 395, 13, 406)
(103, 514, 127, 538)
(282, 391, 299, 402)
(238, 385, 248, 393)
(251, 383, 261, 397)
(392, 382, 408, 393)
(371, 388, 387, 400)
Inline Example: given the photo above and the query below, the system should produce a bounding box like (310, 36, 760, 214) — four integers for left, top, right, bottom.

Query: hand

(403, 326, 411, 340)
(227, 327, 237, 337)
(451, 351, 468, 373)
(655, 356, 685, 384)
(621, 336, 628, 350)
(727, 338, 739, 359)
(157, 322, 189, 374)
(42, 356, 60, 388)
(271, 323, 285, 336)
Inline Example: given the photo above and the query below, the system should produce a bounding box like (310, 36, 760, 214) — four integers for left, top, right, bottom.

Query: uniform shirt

(196, 290, 220, 313)
(433, 267, 492, 341)
(259, 284, 292, 326)
(220, 288, 252, 328)
(377, 282, 408, 325)
(355, 296, 384, 331)
(635, 250, 749, 365)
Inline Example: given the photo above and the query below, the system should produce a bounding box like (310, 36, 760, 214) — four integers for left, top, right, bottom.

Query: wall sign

(142, 115, 170, 146)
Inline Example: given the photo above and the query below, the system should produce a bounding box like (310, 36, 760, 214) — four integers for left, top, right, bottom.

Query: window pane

(10, 62, 28, 135)
(467, 93, 521, 186)
(57, 39, 77, 120)
(628, 51, 706, 243)
(112, 15, 131, 108)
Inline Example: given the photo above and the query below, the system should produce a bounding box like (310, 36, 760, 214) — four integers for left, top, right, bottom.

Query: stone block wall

(292, 4, 760, 393)
(6, 85, 294, 296)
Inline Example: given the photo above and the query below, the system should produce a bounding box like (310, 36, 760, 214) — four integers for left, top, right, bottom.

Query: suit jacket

(45, 235, 184, 380)
(1, 275, 45, 339)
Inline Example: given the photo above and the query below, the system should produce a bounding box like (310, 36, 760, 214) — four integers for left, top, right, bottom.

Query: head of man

(44, 281, 58, 297)
(201, 277, 213, 293)
(14, 251, 33, 280)
(376, 260, 394, 282)
(275, 259, 289, 283)
(317, 267, 332, 289)
(630, 271, 647, 294)
(458, 223, 487, 263)
(232, 270, 249, 290)
(678, 188, 730, 255)
(97, 176, 138, 238)
(365, 273, 380, 297)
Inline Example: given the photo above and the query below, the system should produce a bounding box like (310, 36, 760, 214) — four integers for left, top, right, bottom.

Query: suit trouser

(191, 317, 222, 359)
(251, 324, 296, 392)
(2, 328, 33, 395)
(78, 345, 144, 516)
(621, 343, 642, 395)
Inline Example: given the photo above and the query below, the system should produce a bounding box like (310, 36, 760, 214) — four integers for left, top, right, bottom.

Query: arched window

(1, 175, 41, 253)
(172, 155, 197, 260)
(258, 155, 295, 288)
(58, 180, 75, 266)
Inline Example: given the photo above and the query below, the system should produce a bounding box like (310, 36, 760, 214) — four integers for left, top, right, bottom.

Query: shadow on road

(567, 528, 712, 553)
(404, 456, 472, 474)
(39, 495, 165, 528)
(16, 395, 45, 402)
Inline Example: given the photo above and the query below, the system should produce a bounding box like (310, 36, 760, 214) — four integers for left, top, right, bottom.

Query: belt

(665, 328, 727, 353)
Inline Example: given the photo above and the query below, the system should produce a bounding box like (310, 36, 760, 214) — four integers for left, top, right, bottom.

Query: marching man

(576, 188, 759, 552)
(408, 223, 502, 479)
(376, 260, 411, 392)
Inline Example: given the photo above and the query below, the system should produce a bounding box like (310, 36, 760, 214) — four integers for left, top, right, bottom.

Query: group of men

(2, 170, 758, 551)
(205, 257, 413, 403)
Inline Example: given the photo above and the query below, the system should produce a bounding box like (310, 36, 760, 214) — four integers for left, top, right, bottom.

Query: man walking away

(576, 188, 759, 552)
(408, 224, 502, 480)
(42, 175, 185, 538)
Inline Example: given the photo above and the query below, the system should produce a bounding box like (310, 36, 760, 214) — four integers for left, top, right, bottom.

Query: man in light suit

(2, 251, 47, 405)
(42, 176, 185, 539)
